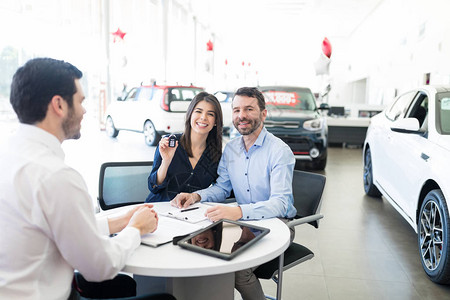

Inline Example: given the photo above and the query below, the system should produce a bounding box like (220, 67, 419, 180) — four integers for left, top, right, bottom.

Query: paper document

(140, 216, 204, 247)
(140, 202, 212, 247)
(158, 203, 209, 223)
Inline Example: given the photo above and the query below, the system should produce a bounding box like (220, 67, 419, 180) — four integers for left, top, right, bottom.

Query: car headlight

(303, 119, 323, 131)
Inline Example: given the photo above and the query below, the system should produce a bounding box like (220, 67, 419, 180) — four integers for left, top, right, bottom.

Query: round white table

(125, 217, 290, 300)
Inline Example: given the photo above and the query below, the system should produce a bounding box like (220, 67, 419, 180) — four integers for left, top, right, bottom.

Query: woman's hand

(159, 136, 178, 163)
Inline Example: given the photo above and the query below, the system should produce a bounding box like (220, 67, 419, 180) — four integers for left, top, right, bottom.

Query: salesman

(0, 58, 171, 299)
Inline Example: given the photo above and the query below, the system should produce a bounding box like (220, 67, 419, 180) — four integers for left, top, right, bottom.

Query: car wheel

(105, 116, 119, 138)
(418, 189, 450, 284)
(363, 147, 382, 197)
(143, 120, 160, 146)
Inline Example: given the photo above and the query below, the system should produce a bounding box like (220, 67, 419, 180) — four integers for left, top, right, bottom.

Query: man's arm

(41, 168, 156, 281)
(171, 145, 233, 208)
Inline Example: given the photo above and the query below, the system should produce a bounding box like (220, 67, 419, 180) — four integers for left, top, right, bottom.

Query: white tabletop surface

(124, 217, 290, 277)
(98, 204, 291, 277)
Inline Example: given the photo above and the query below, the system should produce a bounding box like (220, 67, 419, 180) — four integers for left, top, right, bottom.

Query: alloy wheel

(419, 199, 444, 271)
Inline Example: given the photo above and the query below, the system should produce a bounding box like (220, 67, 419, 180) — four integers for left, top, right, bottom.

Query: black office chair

(98, 161, 153, 210)
(254, 170, 326, 300)
(77, 161, 176, 300)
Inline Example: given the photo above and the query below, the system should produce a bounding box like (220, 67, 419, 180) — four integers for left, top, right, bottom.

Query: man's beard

(233, 116, 262, 136)
(62, 107, 81, 140)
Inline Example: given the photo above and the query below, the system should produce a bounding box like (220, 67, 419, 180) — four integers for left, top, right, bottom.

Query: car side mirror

(117, 97, 123, 101)
(391, 118, 420, 133)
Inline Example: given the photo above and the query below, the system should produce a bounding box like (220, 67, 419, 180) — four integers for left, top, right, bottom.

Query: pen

(180, 207, 199, 213)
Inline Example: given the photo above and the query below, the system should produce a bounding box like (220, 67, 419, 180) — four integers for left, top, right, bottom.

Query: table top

(124, 217, 290, 277)
(99, 203, 291, 277)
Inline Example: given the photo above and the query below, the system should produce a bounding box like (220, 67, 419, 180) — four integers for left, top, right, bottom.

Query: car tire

(105, 116, 119, 138)
(144, 120, 160, 146)
(418, 189, 450, 284)
(363, 147, 382, 197)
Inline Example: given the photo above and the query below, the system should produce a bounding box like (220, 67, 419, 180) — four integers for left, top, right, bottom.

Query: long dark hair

(180, 92, 223, 163)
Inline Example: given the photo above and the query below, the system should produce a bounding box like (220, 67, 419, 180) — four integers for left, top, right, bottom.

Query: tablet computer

(176, 219, 270, 260)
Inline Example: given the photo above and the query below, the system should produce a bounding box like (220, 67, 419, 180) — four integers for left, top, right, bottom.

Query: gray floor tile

(326, 277, 422, 300)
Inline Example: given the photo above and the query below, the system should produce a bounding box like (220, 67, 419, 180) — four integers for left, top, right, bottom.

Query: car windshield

(262, 88, 317, 111)
(437, 92, 450, 134)
(169, 87, 203, 102)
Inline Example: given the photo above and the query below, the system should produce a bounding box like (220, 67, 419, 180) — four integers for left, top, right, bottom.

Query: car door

(384, 92, 430, 220)
(131, 87, 154, 131)
(113, 87, 139, 130)
(372, 91, 417, 196)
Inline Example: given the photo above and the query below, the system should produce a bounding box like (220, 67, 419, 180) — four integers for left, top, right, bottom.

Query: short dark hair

(10, 57, 83, 124)
(233, 87, 265, 111)
(180, 92, 223, 163)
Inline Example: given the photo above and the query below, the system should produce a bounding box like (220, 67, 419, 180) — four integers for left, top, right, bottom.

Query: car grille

(279, 136, 312, 152)
(264, 120, 299, 129)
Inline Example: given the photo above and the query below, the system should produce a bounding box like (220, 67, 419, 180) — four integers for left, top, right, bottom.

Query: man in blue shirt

(172, 87, 296, 300)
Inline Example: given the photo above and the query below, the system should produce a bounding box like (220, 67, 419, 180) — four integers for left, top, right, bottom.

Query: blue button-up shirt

(197, 127, 297, 220)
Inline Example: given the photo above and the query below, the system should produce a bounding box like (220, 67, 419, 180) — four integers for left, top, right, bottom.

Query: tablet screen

(177, 219, 270, 260)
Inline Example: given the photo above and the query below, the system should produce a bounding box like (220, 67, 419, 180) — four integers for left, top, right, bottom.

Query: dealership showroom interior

(1, 0, 450, 299)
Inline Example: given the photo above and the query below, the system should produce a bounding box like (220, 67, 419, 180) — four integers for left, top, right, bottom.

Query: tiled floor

(259, 146, 450, 300)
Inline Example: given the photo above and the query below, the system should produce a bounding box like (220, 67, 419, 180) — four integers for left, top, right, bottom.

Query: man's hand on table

(205, 205, 243, 222)
(128, 205, 159, 235)
(108, 204, 157, 234)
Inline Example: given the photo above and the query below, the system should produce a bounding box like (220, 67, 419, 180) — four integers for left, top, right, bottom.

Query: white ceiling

(209, 0, 384, 41)
(203, 0, 385, 76)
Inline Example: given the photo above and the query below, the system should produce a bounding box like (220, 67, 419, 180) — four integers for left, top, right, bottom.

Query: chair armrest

(287, 214, 323, 228)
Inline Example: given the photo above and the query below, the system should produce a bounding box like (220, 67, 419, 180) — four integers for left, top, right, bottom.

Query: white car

(363, 85, 450, 284)
(105, 85, 204, 146)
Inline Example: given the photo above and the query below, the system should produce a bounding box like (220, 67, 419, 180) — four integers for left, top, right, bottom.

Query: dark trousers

(72, 272, 176, 300)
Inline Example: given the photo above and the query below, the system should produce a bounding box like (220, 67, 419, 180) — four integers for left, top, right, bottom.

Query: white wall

(329, 0, 450, 107)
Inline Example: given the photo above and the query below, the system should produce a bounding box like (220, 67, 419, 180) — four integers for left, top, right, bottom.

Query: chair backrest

(98, 161, 153, 210)
(292, 170, 326, 228)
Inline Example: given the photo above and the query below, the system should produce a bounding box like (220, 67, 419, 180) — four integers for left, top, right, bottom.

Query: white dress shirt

(0, 124, 141, 300)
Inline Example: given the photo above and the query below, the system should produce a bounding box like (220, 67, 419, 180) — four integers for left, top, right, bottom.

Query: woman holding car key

(145, 92, 223, 202)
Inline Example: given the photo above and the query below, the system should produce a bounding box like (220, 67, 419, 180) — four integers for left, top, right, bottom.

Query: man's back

(0, 125, 85, 299)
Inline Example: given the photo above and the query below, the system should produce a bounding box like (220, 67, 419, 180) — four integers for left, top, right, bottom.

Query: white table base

(135, 273, 235, 300)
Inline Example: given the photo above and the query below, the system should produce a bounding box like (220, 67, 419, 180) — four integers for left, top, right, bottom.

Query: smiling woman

(145, 92, 223, 203)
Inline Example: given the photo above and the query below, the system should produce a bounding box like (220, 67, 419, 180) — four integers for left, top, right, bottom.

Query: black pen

(180, 207, 199, 213)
